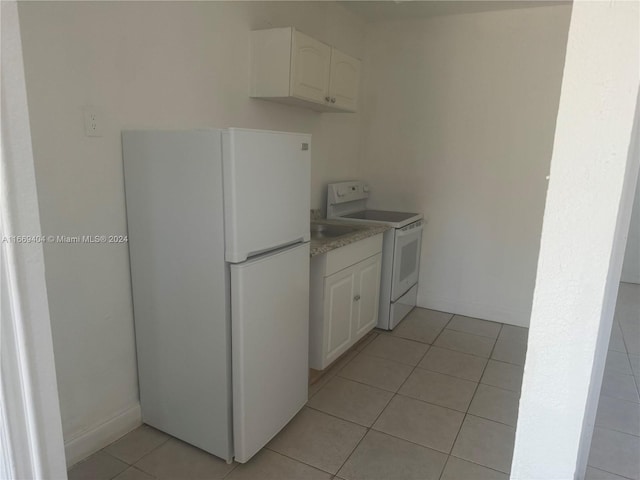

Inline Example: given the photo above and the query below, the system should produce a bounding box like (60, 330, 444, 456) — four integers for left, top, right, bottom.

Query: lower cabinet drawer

(324, 234, 383, 277)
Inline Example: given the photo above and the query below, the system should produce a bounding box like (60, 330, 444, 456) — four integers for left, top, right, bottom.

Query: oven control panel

(327, 181, 369, 205)
(400, 220, 423, 232)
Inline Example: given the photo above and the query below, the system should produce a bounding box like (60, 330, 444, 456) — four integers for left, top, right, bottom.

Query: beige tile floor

(586, 282, 640, 480)
(68, 283, 639, 480)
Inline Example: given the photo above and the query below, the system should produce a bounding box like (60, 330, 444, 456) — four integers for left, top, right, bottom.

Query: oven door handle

(396, 222, 423, 238)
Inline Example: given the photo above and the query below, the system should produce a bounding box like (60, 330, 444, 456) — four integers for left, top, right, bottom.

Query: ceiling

(340, 1, 571, 23)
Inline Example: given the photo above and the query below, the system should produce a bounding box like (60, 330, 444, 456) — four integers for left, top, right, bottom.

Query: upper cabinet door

(328, 48, 361, 112)
(290, 30, 331, 104)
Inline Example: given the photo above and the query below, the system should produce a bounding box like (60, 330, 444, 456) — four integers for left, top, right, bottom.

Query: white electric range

(327, 181, 423, 330)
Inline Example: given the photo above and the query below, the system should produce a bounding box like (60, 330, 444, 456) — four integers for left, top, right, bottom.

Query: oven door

(390, 221, 423, 301)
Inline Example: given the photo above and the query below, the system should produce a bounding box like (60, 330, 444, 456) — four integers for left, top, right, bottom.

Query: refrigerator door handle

(230, 236, 309, 263)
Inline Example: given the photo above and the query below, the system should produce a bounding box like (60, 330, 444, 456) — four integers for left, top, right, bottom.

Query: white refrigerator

(122, 128, 311, 463)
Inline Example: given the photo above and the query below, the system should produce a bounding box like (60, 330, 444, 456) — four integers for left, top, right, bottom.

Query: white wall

(17, 1, 364, 464)
(621, 170, 640, 284)
(1, 3, 66, 477)
(510, 0, 639, 477)
(360, 5, 572, 326)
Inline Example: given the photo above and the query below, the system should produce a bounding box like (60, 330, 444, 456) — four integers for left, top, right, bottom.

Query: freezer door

(230, 242, 310, 463)
(223, 128, 311, 262)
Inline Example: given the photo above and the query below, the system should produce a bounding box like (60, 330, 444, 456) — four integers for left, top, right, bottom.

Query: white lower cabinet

(353, 255, 381, 337)
(324, 267, 357, 361)
(310, 234, 383, 370)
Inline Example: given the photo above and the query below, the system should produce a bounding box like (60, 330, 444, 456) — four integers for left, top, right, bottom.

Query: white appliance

(327, 181, 423, 330)
(123, 128, 311, 464)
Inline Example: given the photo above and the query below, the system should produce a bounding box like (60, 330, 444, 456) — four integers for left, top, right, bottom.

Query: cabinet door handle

(353, 295, 361, 301)
(325, 96, 331, 102)
(330, 97, 336, 103)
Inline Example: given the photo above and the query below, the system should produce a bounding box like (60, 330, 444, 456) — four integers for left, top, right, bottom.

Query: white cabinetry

(290, 30, 331, 104)
(250, 27, 361, 113)
(328, 48, 361, 112)
(310, 234, 383, 370)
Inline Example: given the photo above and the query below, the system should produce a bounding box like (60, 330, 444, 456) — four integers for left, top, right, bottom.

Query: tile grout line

(446, 451, 514, 478)
(125, 434, 172, 465)
(349, 348, 426, 369)
(432, 313, 463, 480)
(592, 422, 640, 440)
(314, 325, 490, 403)
(433, 334, 520, 364)
(115, 315, 518, 478)
(312, 330, 377, 378)
(288, 333, 395, 477)
(616, 319, 631, 354)
(68, 426, 172, 479)
(118, 465, 160, 480)
(221, 461, 239, 480)
(308, 375, 519, 444)
(335, 350, 522, 392)
(615, 318, 640, 402)
(437, 322, 506, 480)
(389, 312, 454, 396)
(328, 313, 456, 478)
(622, 346, 640, 399)
(331, 331, 427, 477)
(443, 323, 505, 340)
(411, 362, 488, 385)
(586, 464, 637, 480)
(334, 390, 396, 477)
(104, 313, 520, 480)
(262, 446, 340, 476)
(391, 313, 460, 480)
(373, 321, 526, 366)
(632, 373, 640, 401)
(82, 308, 638, 479)
(100, 431, 172, 479)
(304, 404, 386, 429)
(598, 390, 640, 405)
(286, 427, 512, 480)
(309, 349, 364, 401)
(274, 338, 377, 475)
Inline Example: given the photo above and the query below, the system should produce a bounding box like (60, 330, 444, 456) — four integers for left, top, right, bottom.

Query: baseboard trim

(418, 291, 531, 327)
(64, 403, 142, 468)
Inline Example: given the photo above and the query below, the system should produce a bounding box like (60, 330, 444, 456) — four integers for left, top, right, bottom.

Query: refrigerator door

(223, 128, 311, 263)
(230, 242, 310, 463)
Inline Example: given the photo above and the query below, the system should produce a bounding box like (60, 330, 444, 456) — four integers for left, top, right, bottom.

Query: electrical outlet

(83, 107, 102, 137)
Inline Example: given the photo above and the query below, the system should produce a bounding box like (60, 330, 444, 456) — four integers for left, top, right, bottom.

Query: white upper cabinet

(250, 27, 361, 113)
(290, 30, 331, 104)
(328, 48, 361, 112)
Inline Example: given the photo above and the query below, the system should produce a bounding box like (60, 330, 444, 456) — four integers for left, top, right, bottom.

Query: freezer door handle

(228, 236, 308, 263)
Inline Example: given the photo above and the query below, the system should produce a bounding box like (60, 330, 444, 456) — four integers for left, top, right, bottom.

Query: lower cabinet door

(353, 254, 382, 338)
(323, 267, 356, 364)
